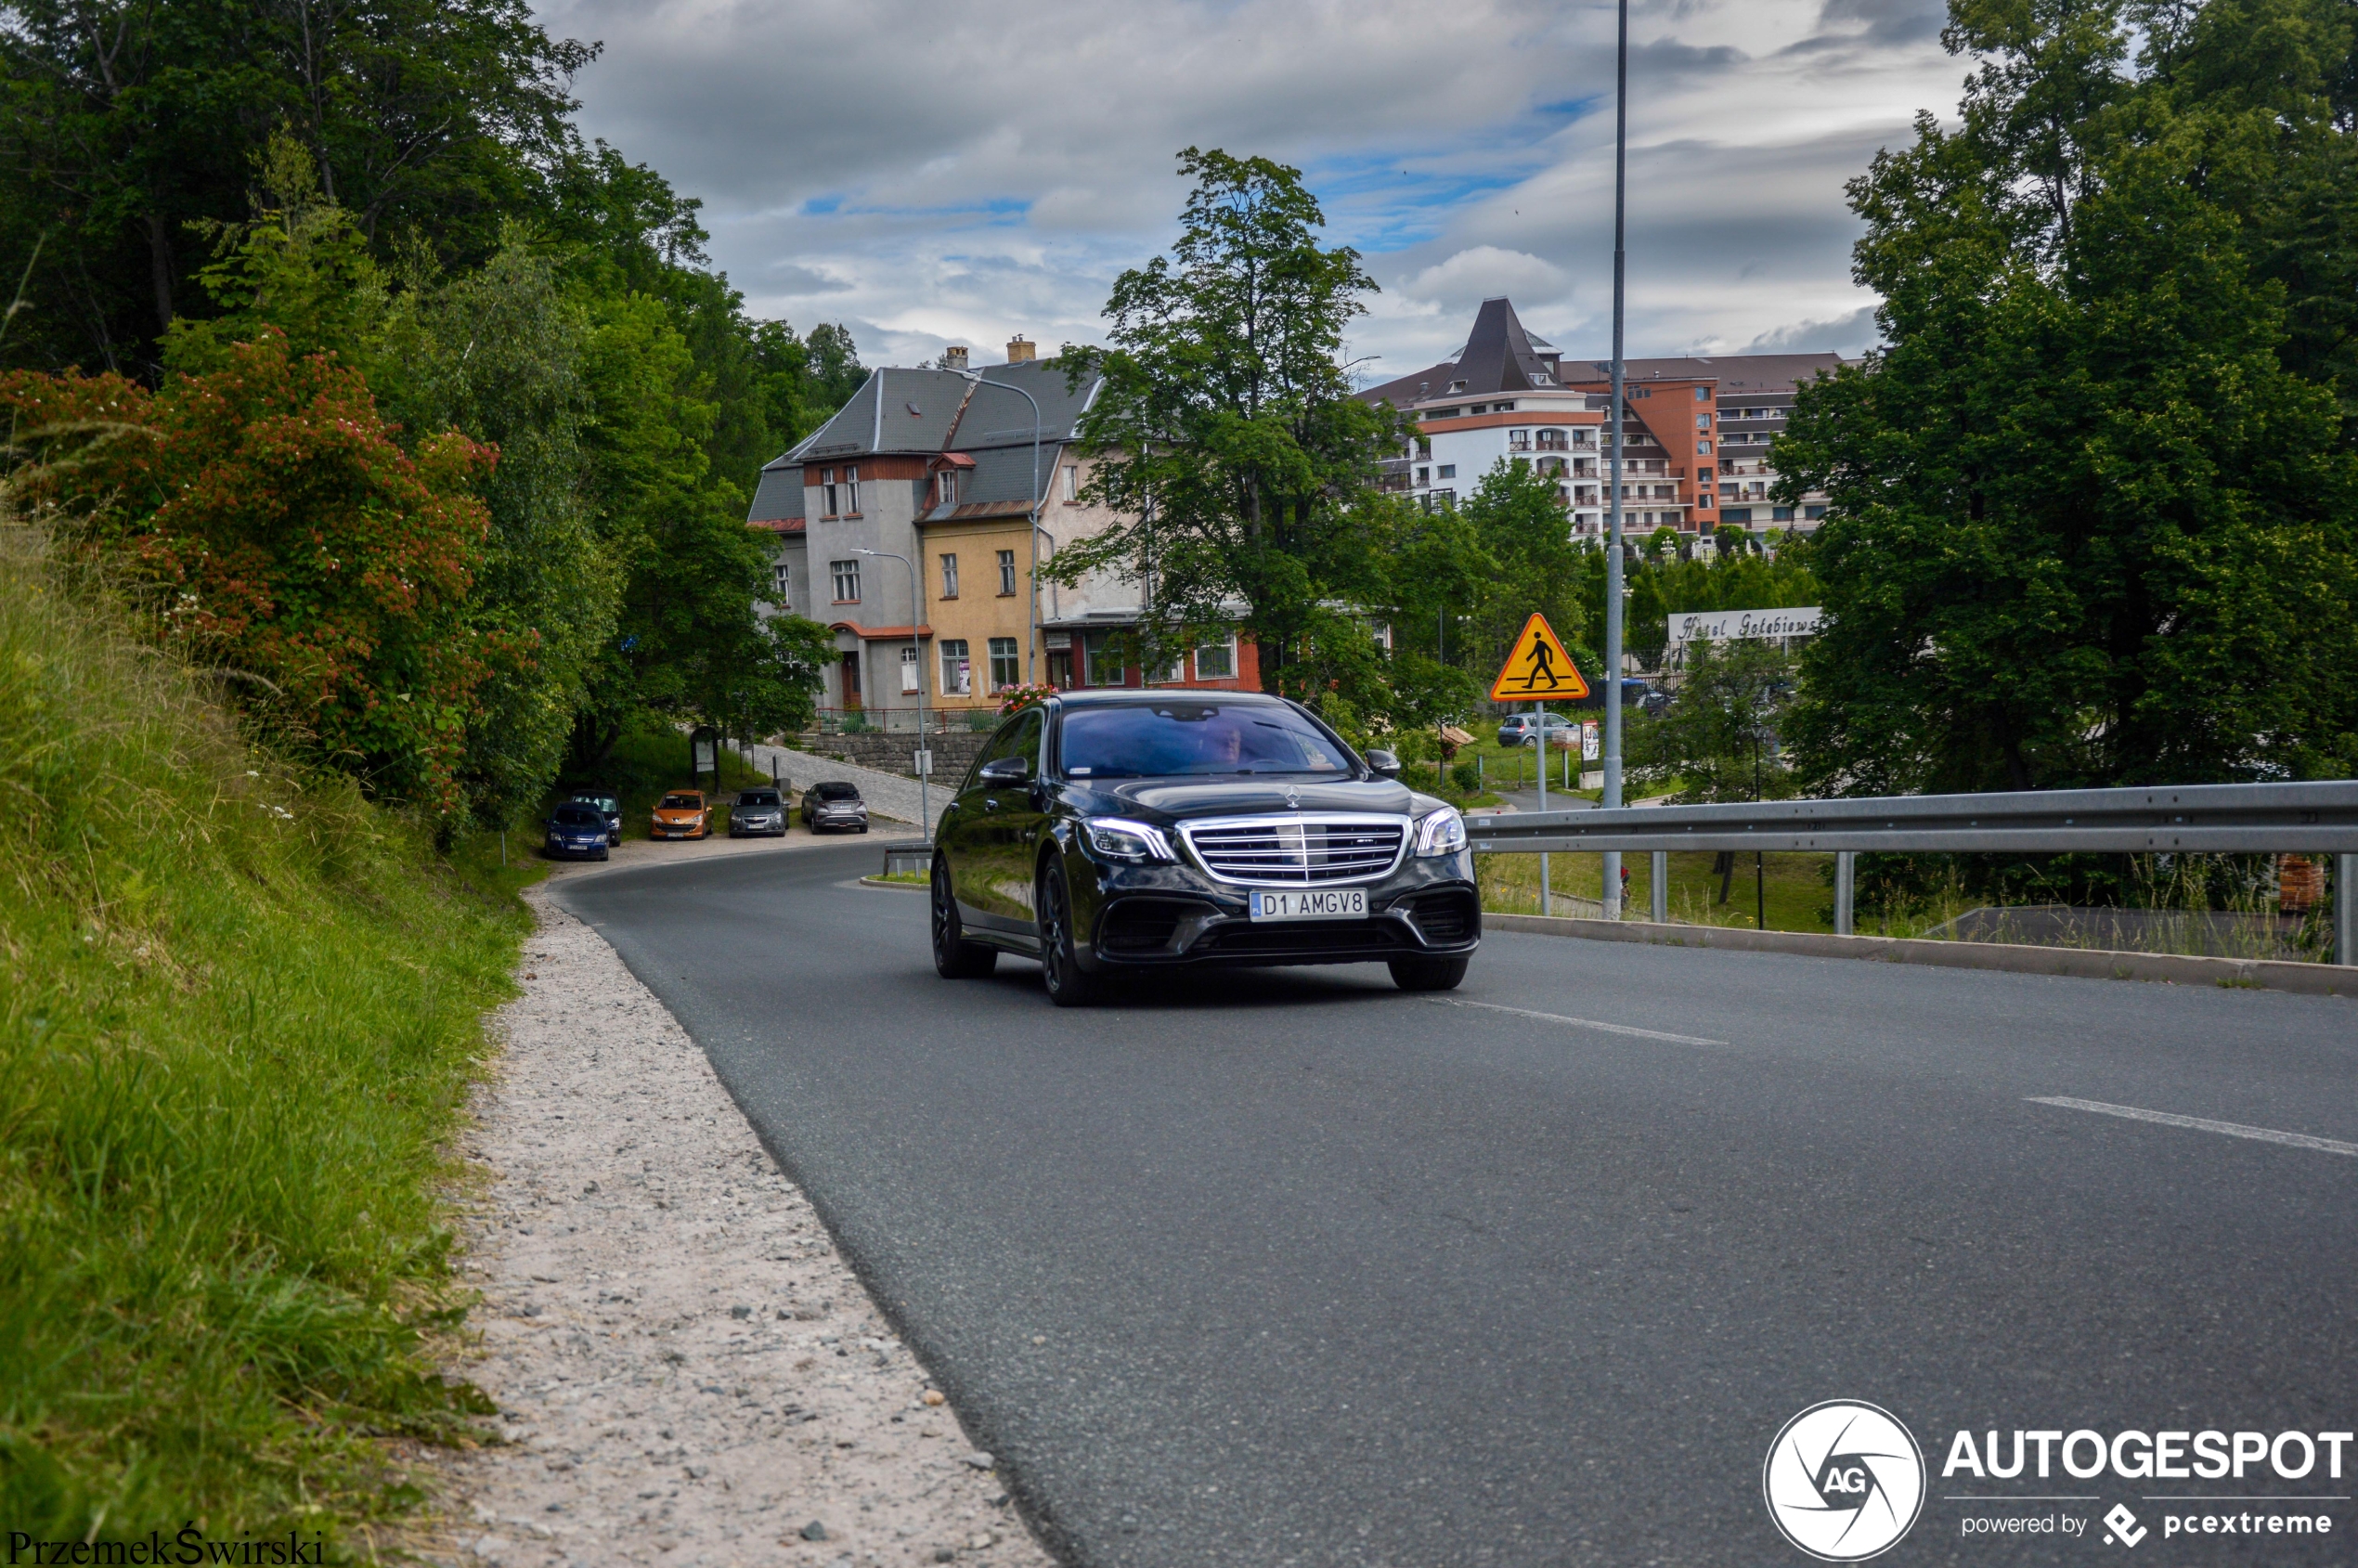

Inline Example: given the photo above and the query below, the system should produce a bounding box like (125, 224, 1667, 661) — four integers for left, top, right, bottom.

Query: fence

(1466, 780, 2358, 965)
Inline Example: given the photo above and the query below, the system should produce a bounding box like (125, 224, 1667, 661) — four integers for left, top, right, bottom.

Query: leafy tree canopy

(1776, 0, 2358, 795)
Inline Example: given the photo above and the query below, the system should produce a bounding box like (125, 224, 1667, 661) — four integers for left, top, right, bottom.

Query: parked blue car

(543, 801, 612, 861)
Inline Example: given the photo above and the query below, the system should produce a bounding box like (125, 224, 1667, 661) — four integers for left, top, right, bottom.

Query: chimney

(1005, 334, 1036, 365)
(943, 345, 969, 371)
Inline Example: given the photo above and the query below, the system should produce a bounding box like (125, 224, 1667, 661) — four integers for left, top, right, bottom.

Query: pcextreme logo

(1764, 1400, 1928, 1562)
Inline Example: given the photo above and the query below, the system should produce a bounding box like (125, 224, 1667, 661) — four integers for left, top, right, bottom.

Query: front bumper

(653, 821, 704, 838)
(545, 838, 607, 860)
(731, 817, 786, 836)
(1071, 849, 1480, 972)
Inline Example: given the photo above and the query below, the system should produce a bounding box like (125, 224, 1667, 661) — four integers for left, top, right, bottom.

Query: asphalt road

(556, 842, 2358, 1567)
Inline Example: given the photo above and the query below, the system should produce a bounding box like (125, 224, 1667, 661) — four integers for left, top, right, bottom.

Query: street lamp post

(855, 548, 928, 831)
(951, 368, 1047, 686)
(1601, 0, 1631, 920)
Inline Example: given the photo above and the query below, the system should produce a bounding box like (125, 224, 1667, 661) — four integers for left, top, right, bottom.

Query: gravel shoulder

(431, 871, 1052, 1568)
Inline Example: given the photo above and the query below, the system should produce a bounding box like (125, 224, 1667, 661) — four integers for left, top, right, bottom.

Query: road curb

(1483, 913, 2353, 997)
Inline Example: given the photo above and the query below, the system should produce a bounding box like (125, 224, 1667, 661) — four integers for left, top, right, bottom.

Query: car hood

(653, 808, 704, 819)
(1082, 776, 1421, 823)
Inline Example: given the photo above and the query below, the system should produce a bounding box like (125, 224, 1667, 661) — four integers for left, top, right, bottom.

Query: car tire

(1388, 954, 1470, 992)
(858, 823, 869, 834)
(1036, 860, 1105, 1006)
(597, 847, 610, 862)
(931, 857, 998, 978)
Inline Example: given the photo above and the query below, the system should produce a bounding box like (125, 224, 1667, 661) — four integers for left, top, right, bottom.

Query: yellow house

(917, 486, 1036, 713)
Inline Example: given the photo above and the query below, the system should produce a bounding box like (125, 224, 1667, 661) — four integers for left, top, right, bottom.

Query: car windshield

(1059, 703, 1352, 779)
(659, 794, 701, 809)
(738, 792, 780, 807)
(552, 807, 600, 824)
(571, 795, 616, 810)
(813, 783, 860, 800)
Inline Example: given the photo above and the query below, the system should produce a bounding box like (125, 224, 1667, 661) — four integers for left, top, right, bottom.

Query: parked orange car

(651, 790, 712, 840)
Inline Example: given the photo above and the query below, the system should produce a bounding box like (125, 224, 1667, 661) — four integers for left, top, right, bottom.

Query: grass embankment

(1480, 849, 1838, 930)
(0, 525, 530, 1546)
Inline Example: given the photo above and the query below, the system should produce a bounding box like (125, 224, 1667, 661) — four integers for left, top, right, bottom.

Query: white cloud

(531, 0, 1966, 375)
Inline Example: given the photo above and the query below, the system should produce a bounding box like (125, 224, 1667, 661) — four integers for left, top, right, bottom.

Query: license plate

(1249, 888, 1368, 921)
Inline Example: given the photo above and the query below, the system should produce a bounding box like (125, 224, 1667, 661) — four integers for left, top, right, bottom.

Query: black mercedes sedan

(929, 691, 1479, 1005)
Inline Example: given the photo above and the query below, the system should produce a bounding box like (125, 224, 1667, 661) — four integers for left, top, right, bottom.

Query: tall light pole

(952, 367, 1046, 685)
(855, 548, 928, 829)
(1600, 0, 1631, 918)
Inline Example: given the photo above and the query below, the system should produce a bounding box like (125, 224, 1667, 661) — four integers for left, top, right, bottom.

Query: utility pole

(1601, 0, 1630, 919)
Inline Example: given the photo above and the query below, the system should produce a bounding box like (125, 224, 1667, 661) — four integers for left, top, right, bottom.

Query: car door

(947, 709, 1043, 931)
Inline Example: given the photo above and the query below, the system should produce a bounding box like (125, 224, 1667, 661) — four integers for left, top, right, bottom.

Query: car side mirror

(1364, 749, 1402, 780)
(978, 757, 1030, 785)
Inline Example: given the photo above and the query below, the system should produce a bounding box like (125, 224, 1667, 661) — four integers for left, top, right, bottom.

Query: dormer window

(1446, 380, 1468, 394)
(937, 470, 959, 507)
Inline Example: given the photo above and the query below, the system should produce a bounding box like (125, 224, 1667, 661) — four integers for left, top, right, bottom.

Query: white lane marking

(1432, 997, 1730, 1047)
(2027, 1096, 2358, 1157)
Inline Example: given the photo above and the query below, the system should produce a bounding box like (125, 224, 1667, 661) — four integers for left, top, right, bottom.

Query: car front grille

(1179, 816, 1408, 887)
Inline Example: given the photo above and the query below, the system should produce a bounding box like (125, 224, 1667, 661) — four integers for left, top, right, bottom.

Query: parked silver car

(730, 788, 788, 837)
(801, 780, 869, 834)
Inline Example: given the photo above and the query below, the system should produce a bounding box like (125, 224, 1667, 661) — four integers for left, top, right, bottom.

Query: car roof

(1052, 690, 1286, 710)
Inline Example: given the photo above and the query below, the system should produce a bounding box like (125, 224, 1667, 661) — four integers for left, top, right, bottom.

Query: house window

(1699, 493, 1713, 509)
(900, 644, 920, 693)
(844, 465, 862, 515)
(1082, 629, 1128, 687)
(1446, 380, 1467, 394)
(1696, 414, 1712, 431)
(939, 639, 971, 695)
(988, 636, 1020, 690)
(1698, 441, 1713, 455)
(1773, 506, 1795, 522)
(937, 470, 959, 507)
(939, 553, 959, 598)
(997, 550, 1017, 596)
(1508, 429, 1531, 451)
(1695, 386, 1711, 401)
(1805, 504, 1828, 519)
(1060, 466, 1078, 503)
(821, 469, 839, 516)
(1195, 635, 1236, 680)
(1416, 467, 1430, 486)
(1415, 438, 1432, 459)
(771, 561, 791, 600)
(1436, 464, 1456, 479)
(831, 559, 860, 603)
(1535, 428, 1568, 451)
(1494, 401, 1514, 412)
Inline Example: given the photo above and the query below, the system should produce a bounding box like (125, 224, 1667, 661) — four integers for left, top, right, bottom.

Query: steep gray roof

(748, 462, 805, 523)
(947, 357, 1096, 452)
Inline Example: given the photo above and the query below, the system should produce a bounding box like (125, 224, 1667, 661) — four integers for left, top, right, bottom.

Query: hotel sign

(1668, 606, 1821, 644)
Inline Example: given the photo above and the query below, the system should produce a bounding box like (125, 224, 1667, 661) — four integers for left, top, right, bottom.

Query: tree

(1049, 149, 1411, 702)
(1629, 637, 1797, 805)
(3, 330, 497, 813)
(0, 0, 592, 373)
(1775, 0, 2358, 797)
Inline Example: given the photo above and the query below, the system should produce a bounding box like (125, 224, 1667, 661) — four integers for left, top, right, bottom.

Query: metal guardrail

(1468, 781, 2358, 965)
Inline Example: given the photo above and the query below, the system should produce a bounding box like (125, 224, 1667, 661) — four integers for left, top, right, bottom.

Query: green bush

(0, 523, 525, 1542)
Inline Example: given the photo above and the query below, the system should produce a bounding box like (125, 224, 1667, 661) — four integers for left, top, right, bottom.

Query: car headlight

(1415, 807, 1468, 857)
(1082, 817, 1175, 862)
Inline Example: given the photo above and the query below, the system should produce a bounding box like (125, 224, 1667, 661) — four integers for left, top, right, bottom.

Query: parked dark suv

(930, 692, 1479, 1005)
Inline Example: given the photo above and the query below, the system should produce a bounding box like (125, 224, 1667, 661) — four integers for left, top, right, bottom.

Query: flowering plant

(994, 681, 1058, 718)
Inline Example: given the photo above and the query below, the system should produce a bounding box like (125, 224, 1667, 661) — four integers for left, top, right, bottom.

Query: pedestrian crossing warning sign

(1489, 612, 1589, 703)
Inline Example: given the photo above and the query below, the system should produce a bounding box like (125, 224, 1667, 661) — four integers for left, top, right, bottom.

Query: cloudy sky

(532, 0, 1968, 380)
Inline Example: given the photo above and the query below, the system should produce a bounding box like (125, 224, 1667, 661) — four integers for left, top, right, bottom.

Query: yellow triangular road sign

(1489, 612, 1589, 704)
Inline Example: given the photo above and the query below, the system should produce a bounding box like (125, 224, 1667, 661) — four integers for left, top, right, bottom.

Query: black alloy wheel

(1388, 953, 1471, 991)
(1036, 861, 1104, 1006)
(931, 857, 998, 978)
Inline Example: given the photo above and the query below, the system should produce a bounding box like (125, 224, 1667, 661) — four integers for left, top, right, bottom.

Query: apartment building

(1584, 353, 1845, 533)
(1360, 298, 1847, 538)
(1358, 298, 1611, 532)
(745, 339, 1257, 724)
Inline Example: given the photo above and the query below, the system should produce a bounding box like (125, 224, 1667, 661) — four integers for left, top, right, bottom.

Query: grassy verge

(1480, 849, 1837, 931)
(0, 524, 528, 1548)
